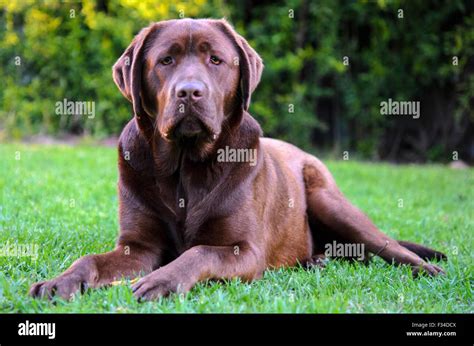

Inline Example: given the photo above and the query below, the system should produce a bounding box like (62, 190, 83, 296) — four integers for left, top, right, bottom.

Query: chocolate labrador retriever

(30, 18, 446, 301)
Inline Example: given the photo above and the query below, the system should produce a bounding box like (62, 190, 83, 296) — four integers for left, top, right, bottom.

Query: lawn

(0, 143, 472, 313)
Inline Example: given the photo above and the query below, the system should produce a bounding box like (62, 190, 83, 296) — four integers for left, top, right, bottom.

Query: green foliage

(0, 0, 472, 160)
(0, 144, 472, 312)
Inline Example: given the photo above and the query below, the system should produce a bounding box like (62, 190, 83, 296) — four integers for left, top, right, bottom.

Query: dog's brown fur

(30, 19, 445, 301)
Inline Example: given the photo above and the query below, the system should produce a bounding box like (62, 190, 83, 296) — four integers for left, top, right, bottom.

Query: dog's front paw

(29, 274, 88, 300)
(131, 270, 191, 301)
(412, 262, 445, 277)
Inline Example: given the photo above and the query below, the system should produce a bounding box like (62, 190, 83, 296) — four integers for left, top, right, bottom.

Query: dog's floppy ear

(216, 20, 263, 111)
(113, 24, 159, 136)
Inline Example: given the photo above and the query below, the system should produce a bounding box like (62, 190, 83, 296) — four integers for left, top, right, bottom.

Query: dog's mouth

(174, 117, 205, 138)
(163, 115, 217, 144)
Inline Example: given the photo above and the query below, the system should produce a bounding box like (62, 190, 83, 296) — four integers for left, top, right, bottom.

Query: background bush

(0, 0, 473, 162)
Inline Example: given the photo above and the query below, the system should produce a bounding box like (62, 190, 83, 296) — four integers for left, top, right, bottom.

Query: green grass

(0, 143, 472, 313)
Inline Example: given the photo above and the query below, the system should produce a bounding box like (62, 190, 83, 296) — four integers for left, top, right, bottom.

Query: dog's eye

(210, 55, 222, 65)
(160, 56, 173, 65)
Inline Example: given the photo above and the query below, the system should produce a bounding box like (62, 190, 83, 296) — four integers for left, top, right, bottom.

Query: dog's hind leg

(303, 162, 444, 276)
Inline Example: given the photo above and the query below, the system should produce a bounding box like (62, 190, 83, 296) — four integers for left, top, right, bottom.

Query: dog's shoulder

(118, 118, 154, 173)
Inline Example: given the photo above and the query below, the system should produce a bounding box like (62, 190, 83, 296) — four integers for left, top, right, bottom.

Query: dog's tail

(398, 240, 447, 261)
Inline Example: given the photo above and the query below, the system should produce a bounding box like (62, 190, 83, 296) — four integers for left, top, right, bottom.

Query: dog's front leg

(29, 244, 159, 300)
(30, 202, 166, 300)
(132, 242, 263, 301)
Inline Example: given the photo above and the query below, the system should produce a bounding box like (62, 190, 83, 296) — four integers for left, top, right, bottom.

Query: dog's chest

(153, 173, 225, 252)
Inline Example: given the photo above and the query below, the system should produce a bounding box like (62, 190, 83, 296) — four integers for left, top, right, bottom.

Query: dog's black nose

(176, 81, 205, 101)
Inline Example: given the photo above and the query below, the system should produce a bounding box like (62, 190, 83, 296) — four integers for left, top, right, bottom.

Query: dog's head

(113, 19, 263, 158)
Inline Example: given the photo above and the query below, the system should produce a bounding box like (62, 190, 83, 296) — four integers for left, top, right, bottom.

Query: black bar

(0, 313, 471, 345)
